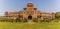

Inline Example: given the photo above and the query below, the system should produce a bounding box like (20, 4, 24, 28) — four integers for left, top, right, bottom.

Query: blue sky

(0, 0, 60, 16)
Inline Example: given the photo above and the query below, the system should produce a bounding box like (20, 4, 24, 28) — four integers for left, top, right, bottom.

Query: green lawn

(0, 21, 60, 29)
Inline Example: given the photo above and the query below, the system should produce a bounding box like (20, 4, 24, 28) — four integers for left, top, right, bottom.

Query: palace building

(4, 2, 55, 20)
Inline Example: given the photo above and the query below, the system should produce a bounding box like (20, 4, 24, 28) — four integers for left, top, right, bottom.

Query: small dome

(27, 2, 33, 7)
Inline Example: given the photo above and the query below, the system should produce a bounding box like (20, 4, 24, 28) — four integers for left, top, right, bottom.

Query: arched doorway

(28, 16, 32, 20)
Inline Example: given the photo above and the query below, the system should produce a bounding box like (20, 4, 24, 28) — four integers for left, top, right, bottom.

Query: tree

(55, 12, 60, 19)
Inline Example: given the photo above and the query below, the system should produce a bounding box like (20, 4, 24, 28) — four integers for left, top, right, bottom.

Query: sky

(0, 0, 60, 16)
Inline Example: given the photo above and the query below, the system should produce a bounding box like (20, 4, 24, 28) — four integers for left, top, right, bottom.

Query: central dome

(27, 2, 33, 7)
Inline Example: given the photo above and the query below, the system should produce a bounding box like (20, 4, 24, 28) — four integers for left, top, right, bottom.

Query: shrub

(40, 20, 44, 22)
(15, 17, 22, 22)
(4, 18, 9, 22)
(3, 18, 13, 22)
(33, 18, 38, 22)
(0, 18, 5, 22)
(23, 18, 28, 22)
(43, 18, 52, 22)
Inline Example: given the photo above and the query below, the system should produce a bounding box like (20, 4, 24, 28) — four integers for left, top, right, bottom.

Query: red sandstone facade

(4, 2, 55, 20)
